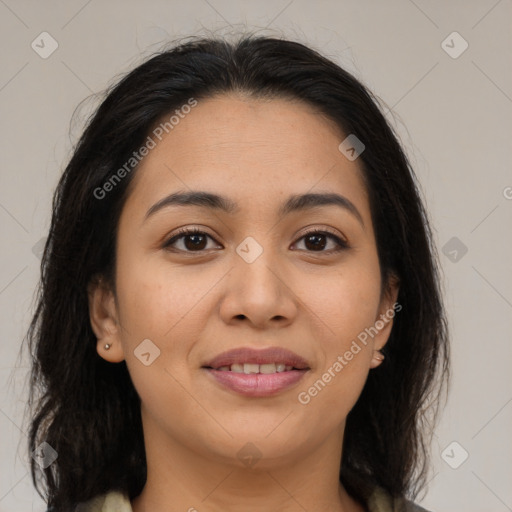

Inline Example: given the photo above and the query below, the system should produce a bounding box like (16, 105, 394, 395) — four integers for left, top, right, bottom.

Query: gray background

(1, 1, 511, 511)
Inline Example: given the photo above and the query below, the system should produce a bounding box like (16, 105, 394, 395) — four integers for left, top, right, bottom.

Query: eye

(163, 227, 349, 254)
(292, 228, 349, 253)
(163, 227, 221, 252)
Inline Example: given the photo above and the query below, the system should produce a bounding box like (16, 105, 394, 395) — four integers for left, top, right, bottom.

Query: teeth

(215, 363, 296, 373)
(259, 363, 276, 374)
(244, 363, 259, 374)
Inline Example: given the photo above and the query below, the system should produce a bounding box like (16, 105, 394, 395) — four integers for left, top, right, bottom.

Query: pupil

(305, 234, 326, 251)
(185, 234, 206, 250)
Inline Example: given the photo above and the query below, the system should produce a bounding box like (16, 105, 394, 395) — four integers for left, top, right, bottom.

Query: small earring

(104, 343, 111, 350)
(373, 350, 385, 361)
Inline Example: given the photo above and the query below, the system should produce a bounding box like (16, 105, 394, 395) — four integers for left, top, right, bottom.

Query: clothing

(70, 486, 431, 512)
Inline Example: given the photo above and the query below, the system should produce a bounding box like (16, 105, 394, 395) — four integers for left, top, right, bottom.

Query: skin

(89, 93, 399, 512)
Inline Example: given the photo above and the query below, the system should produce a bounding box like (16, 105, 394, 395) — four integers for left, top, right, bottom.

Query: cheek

(112, 260, 200, 408)
(116, 264, 200, 428)
(300, 257, 382, 346)
(295, 269, 379, 432)
(115, 254, 210, 339)
(294, 254, 380, 414)
(297, 352, 370, 440)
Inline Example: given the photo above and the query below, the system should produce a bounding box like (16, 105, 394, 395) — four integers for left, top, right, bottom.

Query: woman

(26, 34, 449, 512)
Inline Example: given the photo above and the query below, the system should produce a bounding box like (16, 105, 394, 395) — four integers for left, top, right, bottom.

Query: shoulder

(367, 486, 433, 512)
(402, 501, 433, 512)
(46, 491, 132, 512)
(340, 469, 433, 512)
(47, 487, 433, 512)
(399, 497, 433, 512)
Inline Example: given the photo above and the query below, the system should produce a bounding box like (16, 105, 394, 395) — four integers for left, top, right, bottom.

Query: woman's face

(91, 94, 398, 468)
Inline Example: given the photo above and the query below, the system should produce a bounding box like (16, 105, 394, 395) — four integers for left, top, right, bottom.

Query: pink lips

(204, 347, 310, 370)
(202, 347, 310, 398)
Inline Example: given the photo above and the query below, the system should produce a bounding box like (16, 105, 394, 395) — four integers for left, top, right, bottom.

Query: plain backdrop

(0, 1, 511, 511)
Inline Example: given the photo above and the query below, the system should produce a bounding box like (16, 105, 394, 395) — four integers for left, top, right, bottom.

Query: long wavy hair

(25, 33, 449, 511)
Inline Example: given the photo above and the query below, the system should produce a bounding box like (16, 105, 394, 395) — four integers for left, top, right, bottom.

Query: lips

(203, 347, 310, 371)
(202, 347, 310, 397)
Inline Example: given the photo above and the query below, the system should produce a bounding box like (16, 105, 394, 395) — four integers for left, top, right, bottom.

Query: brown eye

(293, 230, 348, 253)
(164, 228, 221, 252)
(183, 233, 208, 250)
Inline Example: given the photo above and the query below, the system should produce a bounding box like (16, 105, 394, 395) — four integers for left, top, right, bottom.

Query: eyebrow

(144, 190, 364, 227)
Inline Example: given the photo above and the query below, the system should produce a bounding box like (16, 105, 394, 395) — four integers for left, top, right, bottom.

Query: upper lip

(203, 347, 310, 370)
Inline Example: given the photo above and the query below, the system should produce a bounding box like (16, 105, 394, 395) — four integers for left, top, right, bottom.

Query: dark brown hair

(25, 33, 449, 511)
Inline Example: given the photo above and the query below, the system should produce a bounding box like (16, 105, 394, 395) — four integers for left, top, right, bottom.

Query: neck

(131, 419, 365, 512)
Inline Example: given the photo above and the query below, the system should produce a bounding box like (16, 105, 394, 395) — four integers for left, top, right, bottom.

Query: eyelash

(163, 227, 349, 254)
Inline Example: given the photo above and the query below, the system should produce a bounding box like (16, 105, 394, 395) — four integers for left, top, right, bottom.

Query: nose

(219, 244, 298, 330)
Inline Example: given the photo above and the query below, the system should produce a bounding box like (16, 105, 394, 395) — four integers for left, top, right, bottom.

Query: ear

(370, 273, 400, 369)
(87, 275, 125, 363)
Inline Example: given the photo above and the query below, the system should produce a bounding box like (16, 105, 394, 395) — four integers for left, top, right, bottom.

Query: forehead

(123, 94, 369, 219)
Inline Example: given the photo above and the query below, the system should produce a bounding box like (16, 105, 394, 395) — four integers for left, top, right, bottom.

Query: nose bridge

(221, 234, 297, 326)
(235, 234, 282, 298)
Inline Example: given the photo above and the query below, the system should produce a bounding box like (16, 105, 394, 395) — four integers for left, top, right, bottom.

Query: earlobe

(87, 276, 125, 363)
(369, 349, 385, 369)
(96, 338, 125, 363)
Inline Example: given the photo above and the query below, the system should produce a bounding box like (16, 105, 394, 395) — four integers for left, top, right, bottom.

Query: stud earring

(104, 343, 111, 350)
(373, 350, 385, 362)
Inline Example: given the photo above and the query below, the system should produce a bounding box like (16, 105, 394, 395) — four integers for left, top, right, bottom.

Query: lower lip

(204, 368, 308, 397)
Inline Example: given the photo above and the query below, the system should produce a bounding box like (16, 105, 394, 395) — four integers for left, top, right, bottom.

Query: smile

(214, 363, 295, 373)
(202, 346, 310, 397)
